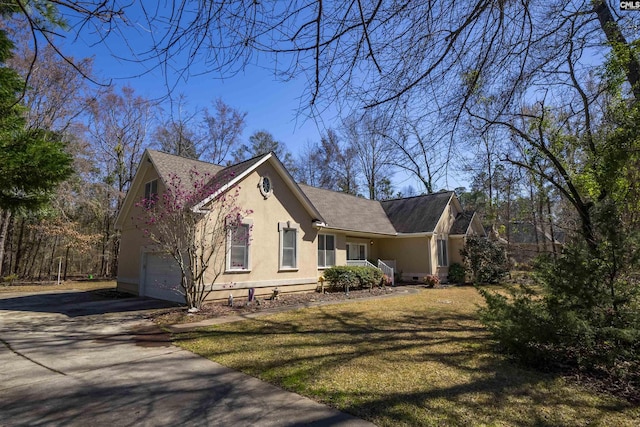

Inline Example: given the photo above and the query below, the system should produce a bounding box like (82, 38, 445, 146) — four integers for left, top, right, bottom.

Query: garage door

(143, 253, 184, 303)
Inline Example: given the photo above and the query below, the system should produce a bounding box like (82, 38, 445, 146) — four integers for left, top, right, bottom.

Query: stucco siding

(117, 163, 164, 293)
(203, 162, 318, 291)
(378, 236, 431, 279)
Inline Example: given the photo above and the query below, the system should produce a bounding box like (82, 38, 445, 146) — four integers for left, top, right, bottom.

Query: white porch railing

(378, 259, 395, 286)
(346, 259, 377, 268)
(345, 259, 395, 286)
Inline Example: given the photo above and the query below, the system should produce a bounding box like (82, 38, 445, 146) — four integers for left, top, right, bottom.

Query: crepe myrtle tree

(136, 168, 252, 311)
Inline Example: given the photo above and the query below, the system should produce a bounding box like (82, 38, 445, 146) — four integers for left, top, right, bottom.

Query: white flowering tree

(137, 168, 251, 311)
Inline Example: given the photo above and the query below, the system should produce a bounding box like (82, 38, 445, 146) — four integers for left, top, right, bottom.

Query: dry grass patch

(0, 280, 117, 293)
(174, 286, 640, 426)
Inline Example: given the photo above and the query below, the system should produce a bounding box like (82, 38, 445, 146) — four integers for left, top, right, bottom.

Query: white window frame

(346, 242, 367, 261)
(317, 233, 336, 268)
(437, 236, 448, 267)
(278, 221, 299, 271)
(226, 219, 253, 272)
(144, 179, 158, 200)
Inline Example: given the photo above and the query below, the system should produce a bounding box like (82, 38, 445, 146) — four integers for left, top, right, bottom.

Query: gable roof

(192, 152, 324, 222)
(118, 150, 474, 237)
(380, 191, 454, 233)
(299, 184, 397, 235)
(450, 211, 475, 235)
(148, 149, 223, 185)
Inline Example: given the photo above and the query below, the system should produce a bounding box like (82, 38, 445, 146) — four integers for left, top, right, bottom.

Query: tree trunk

(594, 1, 640, 102)
(0, 210, 12, 277)
(63, 245, 70, 280)
(13, 217, 25, 275)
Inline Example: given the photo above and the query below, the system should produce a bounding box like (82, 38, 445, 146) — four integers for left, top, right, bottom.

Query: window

(346, 243, 367, 261)
(437, 237, 448, 267)
(279, 221, 299, 270)
(144, 179, 158, 201)
(228, 224, 250, 271)
(317, 234, 336, 268)
(259, 175, 273, 198)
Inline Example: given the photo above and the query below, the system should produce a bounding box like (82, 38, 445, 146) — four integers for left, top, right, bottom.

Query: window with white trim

(346, 243, 367, 261)
(437, 237, 448, 267)
(144, 179, 158, 201)
(228, 223, 250, 271)
(279, 221, 299, 270)
(317, 234, 336, 268)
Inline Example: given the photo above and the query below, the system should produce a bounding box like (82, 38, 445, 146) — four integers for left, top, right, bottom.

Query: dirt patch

(131, 324, 173, 347)
(153, 286, 403, 325)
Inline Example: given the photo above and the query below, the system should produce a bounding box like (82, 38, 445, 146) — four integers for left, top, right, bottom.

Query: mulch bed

(152, 286, 402, 325)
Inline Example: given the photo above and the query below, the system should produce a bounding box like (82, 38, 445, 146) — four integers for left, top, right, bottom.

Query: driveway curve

(0, 290, 373, 426)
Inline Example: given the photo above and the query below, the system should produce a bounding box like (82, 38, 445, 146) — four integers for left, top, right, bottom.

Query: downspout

(427, 235, 433, 275)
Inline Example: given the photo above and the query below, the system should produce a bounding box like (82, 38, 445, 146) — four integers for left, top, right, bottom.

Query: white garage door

(143, 253, 184, 303)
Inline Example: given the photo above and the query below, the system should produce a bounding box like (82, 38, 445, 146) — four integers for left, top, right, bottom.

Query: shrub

(323, 266, 384, 291)
(422, 274, 440, 287)
(479, 239, 640, 398)
(2, 274, 18, 285)
(461, 236, 509, 284)
(447, 263, 466, 284)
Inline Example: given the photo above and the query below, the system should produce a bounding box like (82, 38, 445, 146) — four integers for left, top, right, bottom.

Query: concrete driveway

(0, 290, 373, 426)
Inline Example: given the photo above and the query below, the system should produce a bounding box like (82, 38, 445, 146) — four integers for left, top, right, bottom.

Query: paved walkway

(0, 290, 374, 426)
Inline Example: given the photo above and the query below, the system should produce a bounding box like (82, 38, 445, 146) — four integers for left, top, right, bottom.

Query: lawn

(0, 280, 116, 293)
(174, 286, 640, 426)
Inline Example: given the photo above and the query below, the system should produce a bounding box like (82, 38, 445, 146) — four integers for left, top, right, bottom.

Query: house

(115, 149, 485, 302)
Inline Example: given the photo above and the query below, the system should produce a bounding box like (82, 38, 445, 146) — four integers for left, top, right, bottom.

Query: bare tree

(343, 112, 396, 200)
(386, 119, 448, 194)
(154, 95, 203, 159)
(136, 168, 251, 310)
(202, 99, 247, 165)
(13, 2, 639, 112)
(294, 129, 359, 194)
(87, 85, 153, 276)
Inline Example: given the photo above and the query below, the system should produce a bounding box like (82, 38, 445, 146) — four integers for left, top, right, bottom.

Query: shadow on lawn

(174, 306, 636, 426)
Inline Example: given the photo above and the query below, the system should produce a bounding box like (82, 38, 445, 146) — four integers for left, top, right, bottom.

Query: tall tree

(233, 130, 296, 172)
(153, 95, 202, 159)
(0, 9, 73, 275)
(202, 99, 247, 165)
(343, 112, 396, 200)
(87, 85, 153, 276)
(294, 129, 359, 195)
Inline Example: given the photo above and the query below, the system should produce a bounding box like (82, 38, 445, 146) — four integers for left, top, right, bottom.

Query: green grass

(173, 287, 640, 426)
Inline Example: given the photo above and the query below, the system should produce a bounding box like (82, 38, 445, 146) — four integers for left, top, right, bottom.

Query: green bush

(461, 236, 509, 284)
(323, 266, 384, 291)
(479, 239, 640, 396)
(447, 263, 466, 284)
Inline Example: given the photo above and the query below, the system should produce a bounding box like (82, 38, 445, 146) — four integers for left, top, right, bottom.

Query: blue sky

(57, 6, 461, 193)
(62, 13, 332, 156)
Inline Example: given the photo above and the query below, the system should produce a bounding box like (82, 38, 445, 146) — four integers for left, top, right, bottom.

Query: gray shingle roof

(206, 153, 269, 189)
(450, 211, 475, 235)
(298, 184, 397, 235)
(147, 150, 223, 186)
(147, 150, 460, 236)
(380, 191, 453, 233)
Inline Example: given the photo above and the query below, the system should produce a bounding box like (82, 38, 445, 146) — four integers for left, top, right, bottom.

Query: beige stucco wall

(205, 162, 319, 291)
(117, 162, 165, 295)
(449, 237, 465, 266)
(117, 159, 322, 301)
(377, 236, 431, 280)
